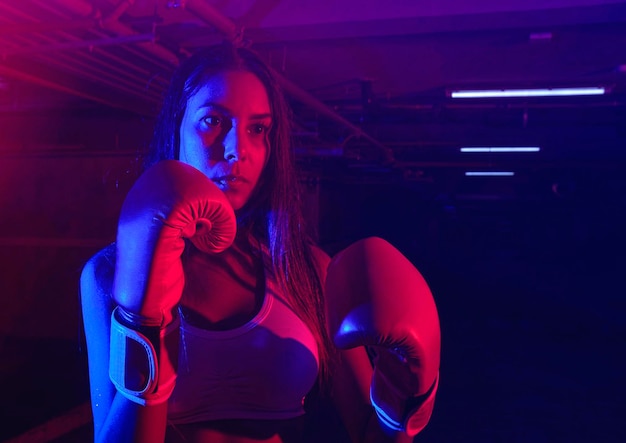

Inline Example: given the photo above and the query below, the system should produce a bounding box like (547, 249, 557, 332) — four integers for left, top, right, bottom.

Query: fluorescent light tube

(465, 171, 515, 176)
(451, 87, 605, 98)
(460, 147, 540, 152)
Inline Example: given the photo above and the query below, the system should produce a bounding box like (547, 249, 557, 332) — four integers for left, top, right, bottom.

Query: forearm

(96, 392, 168, 443)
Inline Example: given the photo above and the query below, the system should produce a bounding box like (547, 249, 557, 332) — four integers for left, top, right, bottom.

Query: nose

(223, 123, 248, 162)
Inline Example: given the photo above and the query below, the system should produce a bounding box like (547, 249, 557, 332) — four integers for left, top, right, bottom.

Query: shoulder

(310, 244, 331, 269)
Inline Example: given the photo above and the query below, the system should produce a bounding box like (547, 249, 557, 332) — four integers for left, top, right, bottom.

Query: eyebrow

(199, 102, 272, 120)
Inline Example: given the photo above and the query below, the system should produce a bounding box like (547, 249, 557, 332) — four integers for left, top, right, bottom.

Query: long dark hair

(147, 44, 333, 384)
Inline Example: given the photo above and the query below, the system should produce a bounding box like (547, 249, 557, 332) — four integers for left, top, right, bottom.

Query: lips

(213, 174, 247, 189)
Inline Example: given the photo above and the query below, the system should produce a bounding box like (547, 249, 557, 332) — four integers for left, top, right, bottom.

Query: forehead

(188, 70, 271, 114)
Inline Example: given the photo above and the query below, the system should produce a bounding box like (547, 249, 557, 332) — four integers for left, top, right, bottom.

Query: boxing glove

(110, 160, 236, 406)
(325, 237, 440, 436)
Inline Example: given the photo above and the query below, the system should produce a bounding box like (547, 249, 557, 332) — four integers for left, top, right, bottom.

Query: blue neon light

(451, 87, 605, 98)
(460, 147, 540, 152)
(465, 171, 515, 176)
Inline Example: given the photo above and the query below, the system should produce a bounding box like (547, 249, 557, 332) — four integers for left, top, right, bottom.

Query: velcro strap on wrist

(109, 306, 178, 406)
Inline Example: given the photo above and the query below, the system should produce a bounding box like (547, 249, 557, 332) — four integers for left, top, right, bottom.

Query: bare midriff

(166, 417, 305, 443)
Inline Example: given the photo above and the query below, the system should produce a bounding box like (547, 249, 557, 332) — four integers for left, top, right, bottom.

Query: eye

(248, 123, 269, 136)
(201, 115, 222, 128)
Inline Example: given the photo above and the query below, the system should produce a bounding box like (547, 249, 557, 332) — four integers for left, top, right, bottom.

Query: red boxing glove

(326, 237, 440, 436)
(110, 160, 236, 405)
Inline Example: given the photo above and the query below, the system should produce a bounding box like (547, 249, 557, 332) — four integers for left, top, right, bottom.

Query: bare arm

(80, 246, 168, 443)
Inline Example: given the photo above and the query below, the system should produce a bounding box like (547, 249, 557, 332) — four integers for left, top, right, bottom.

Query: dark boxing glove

(110, 160, 236, 405)
(326, 237, 440, 436)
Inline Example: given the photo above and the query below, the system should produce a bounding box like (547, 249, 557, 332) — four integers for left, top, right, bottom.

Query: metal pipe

(105, 0, 135, 23)
(0, 31, 163, 103)
(28, 0, 173, 71)
(178, 0, 395, 163)
(276, 74, 395, 163)
(172, 0, 242, 43)
(36, 0, 93, 17)
(31, 51, 163, 104)
(0, 0, 171, 108)
(50, 0, 180, 67)
(0, 7, 160, 112)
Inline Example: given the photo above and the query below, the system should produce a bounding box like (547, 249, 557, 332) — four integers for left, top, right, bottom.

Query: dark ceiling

(1, 0, 625, 200)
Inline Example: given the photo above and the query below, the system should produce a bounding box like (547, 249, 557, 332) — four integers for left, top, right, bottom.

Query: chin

(225, 195, 247, 212)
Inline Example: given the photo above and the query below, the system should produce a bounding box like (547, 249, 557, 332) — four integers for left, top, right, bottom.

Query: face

(179, 70, 271, 211)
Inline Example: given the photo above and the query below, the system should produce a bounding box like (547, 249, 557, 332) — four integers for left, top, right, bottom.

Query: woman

(81, 43, 439, 443)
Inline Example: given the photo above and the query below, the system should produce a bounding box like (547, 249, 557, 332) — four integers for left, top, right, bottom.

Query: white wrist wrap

(109, 306, 178, 406)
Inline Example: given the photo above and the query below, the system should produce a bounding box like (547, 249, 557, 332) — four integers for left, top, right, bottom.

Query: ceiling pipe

(277, 76, 394, 163)
(2, 0, 165, 84)
(0, 45, 164, 107)
(31, 50, 163, 104)
(50, 0, 180, 67)
(26, 0, 171, 70)
(106, 0, 136, 23)
(0, 25, 163, 103)
(170, 0, 243, 43)
(0, 2, 145, 113)
(175, 0, 395, 164)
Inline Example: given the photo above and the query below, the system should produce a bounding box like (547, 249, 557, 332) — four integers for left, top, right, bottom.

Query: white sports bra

(167, 260, 319, 424)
